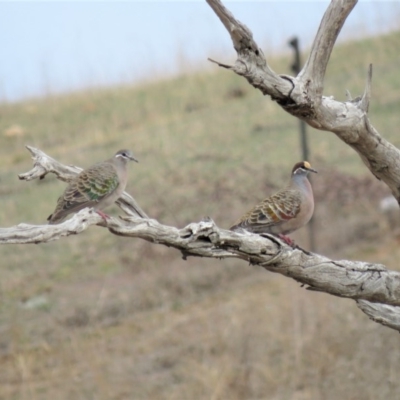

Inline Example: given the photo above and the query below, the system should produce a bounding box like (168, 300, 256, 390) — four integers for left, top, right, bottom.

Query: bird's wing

(48, 162, 119, 222)
(231, 189, 301, 231)
(75, 162, 119, 202)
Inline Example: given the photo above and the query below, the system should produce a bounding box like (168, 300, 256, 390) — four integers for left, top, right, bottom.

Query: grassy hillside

(0, 30, 400, 399)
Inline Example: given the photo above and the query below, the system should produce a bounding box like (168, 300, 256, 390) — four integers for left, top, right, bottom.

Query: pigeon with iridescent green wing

(48, 149, 138, 224)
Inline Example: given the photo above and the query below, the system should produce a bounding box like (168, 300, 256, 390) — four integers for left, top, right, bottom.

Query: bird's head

(114, 149, 138, 163)
(292, 161, 317, 176)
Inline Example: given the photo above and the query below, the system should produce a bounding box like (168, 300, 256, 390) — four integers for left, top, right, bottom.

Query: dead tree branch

(0, 147, 396, 332)
(357, 300, 400, 331)
(206, 0, 400, 203)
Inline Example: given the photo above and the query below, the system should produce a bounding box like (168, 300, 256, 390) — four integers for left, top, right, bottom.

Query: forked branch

(206, 0, 400, 203)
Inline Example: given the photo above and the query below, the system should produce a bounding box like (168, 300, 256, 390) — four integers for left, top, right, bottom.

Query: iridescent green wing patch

(57, 162, 119, 212)
(78, 163, 119, 202)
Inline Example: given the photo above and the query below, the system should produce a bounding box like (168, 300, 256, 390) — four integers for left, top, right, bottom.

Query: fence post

(289, 37, 316, 251)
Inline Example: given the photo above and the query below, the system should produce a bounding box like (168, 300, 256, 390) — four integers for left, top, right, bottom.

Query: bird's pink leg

(278, 234, 295, 247)
(96, 210, 111, 220)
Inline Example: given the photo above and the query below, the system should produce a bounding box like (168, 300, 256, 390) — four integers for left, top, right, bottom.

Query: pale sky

(1, 1, 399, 102)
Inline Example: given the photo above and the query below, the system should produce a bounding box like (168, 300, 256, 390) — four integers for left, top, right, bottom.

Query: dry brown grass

(1, 31, 400, 399)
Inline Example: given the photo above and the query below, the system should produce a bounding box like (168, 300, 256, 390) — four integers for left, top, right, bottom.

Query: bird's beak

(308, 167, 317, 173)
(130, 155, 139, 163)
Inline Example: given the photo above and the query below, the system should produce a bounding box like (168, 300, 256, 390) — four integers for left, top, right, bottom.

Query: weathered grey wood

(299, 0, 357, 97)
(206, 0, 292, 102)
(357, 300, 400, 331)
(206, 0, 400, 203)
(0, 210, 102, 244)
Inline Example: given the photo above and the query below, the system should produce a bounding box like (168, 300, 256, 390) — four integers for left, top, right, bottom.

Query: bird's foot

(96, 210, 111, 221)
(277, 235, 312, 254)
(278, 234, 295, 247)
